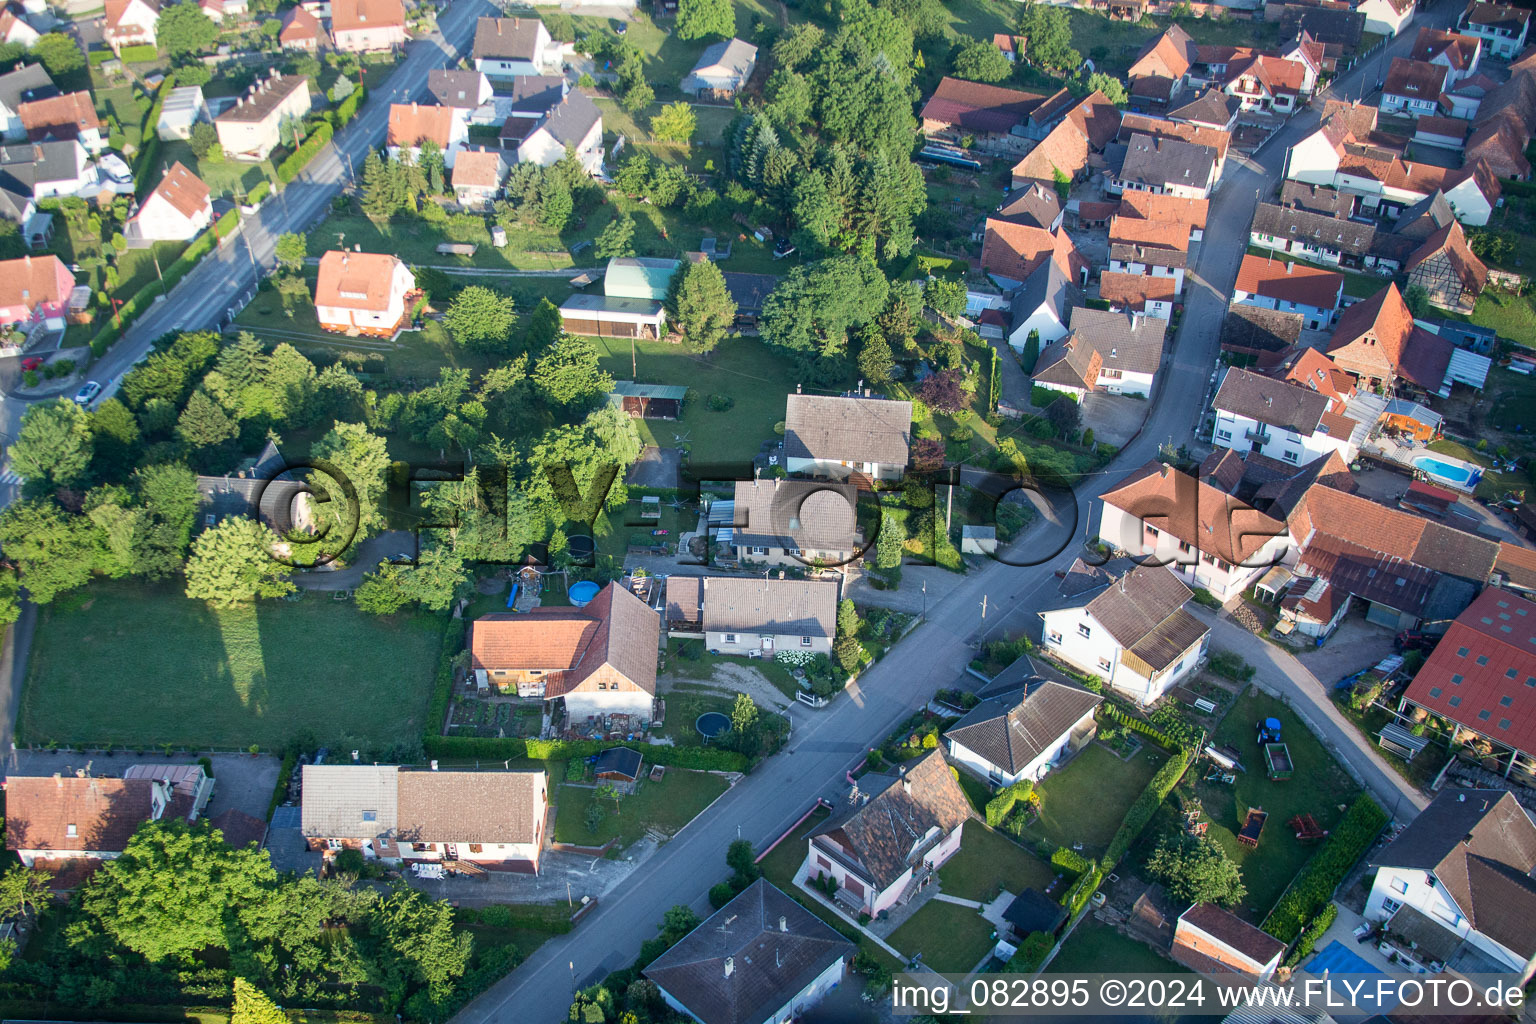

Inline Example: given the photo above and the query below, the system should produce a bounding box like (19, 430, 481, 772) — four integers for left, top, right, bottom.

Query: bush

(1191, 588, 1222, 609)
(422, 734, 750, 772)
(246, 180, 271, 205)
(1005, 930, 1055, 972)
(1051, 846, 1092, 874)
(1263, 795, 1387, 942)
(1283, 903, 1339, 968)
(1097, 702, 1182, 751)
(1032, 385, 1074, 408)
(707, 393, 734, 412)
(276, 121, 334, 183)
(984, 778, 1036, 827)
(708, 882, 736, 908)
(1208, 650, 1255, 682)
(1102, 744, 1197, 868)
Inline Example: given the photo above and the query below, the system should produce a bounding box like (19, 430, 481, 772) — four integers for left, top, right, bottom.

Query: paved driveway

(625, 446, 682, 488)
(1081, 393, 1150, 447)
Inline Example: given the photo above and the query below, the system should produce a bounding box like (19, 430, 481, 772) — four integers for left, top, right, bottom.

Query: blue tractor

(1257, 717, 1282, 744)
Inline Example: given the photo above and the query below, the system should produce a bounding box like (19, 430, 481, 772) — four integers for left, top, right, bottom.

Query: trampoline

(568, 535, 596, 560)
(569, 580, 600, 607)
(696, 712, 730, 739)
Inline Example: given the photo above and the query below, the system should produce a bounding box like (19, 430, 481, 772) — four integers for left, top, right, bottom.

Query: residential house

(1009, 90, 1120, 190)
(0, 3, 40, 46)
(1118, 190, 1208, 242)
(1067, 306, 1169, 397)
(1278, 30, 1326, 88)
(1098, 272, 1179, 320)
(1248, 202, 1407, 272)
(1458, 0, 1529, 57)
(126, 161, 211, 242)
(1171, 904, 1287, 978)
(721, 271, 776, 330)
(802, 749, 972, 917)
(428, 68, 494, 115)
(278, 5, 326, 50)
(728, 478, 858, 568)
(156, 84, 209, 140)
(1400, 592, 1536, 783)
(1212, 366, 1358, 467)
(0, 253, 72, 329)
(945, 675, 1102, 786)
(1405, 220, 1488, 314)
(1096, 461, 1292, 600)
(387, 102, 467, 168)
(0, 63, 53, 142)
(5, 765, 213, 870)
(1465, 111, 1529, 179)
(1007, 256, 1078, 352)
(193, 438, 315, 534)
(1232, 254, 1343, 330)
(1358, 0, 1416, 36)
(468, 582, 658, 723)
(1219, 303, 1305, 367)
(103, 0, 159, 53)
(783, 393, 912, 484)
(214, 74, 312, 161)
(1126, 25, 1197, 108)
(1031, 332, 1103, 400)
(1363, 787, 1536, 980)
(1284, 111, 1359, 186)
(1414, 114, 1469, 151)
(558, 255, 677, 339)
(19, 91, 101, 151)
(1167, 88, 1240, 131)
(300, 765, 548, 873)
(497, 74, 568, 130)
(689, 576, 839, 657)
(0, 185, 48, 248)
(512, 90, 602, 175)
(473, 16, 557, 78)
(1111, 133, 1217, 199)
(1222, 54, 1311, 114)
(921, 77, 1048, 155)
(681, 38, 757, 98)
(1117, 113, 1231, 180)
(451, 148, 505, 209)
(1411, 27, 1481, 85)
(1107, 215, 1188, 296)
(0, 139, 95, 199)
(993, 181, 1063, 230)
(1281, 179, 1358, 217)
(200, 0, 248, 22)
(645, 879, 855, 1024)
(1041, 562, 1210, 702)
(314, 250, 416, 338)
(992, 32, 1022, 61)
(980, 217, 1084, 289)
(1325, 282, 1454, 391)
(1278, 6, 1365, 68)
(331, 0, 405, 52)
(1381, 59, 1448, 118)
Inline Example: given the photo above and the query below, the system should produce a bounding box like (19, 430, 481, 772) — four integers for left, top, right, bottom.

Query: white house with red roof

(386, 101, 468, 167)
(314, 250, 415, 337)
(331, 0, 405, 52)
(127, 161, 211, 241)
(1359, 0, 1416, 36)
(0, 253, 73, 329)
(103, 0, 159, 53)
(1231, 254, 1344, 330)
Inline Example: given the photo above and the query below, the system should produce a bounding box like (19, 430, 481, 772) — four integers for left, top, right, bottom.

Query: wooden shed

(609, 381, 688, 420)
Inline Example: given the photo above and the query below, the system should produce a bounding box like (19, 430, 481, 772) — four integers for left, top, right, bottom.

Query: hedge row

(276, 121, 333, 184)
(133, 74, 175, 187)
(422, 733, 749, 772)
(91, 215, 232, 355)
(1283, 903, 1339, 968)
(984, 778, 1035, 827)
(1051, 846, 1092, 874)
(1103, 743, 1198, 868)
(330, 81, 367, 128)
(247, 180, 271, 205)
(89, 49, 116, 65)
(425, 623, 462, 740)
(1098, 702, 1183, 752)
(1060, 863, 1103, 918)
(1263, 794, 1388, 942)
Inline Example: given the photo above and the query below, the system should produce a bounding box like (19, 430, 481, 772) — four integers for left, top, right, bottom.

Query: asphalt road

(451, 10, 1462, 1022)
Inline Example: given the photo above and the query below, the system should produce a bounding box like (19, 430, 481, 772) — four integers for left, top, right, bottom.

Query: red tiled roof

(1406, 220, 1489, 297)
(1384, 57, 1449, 101)
(1404, 588, 1536, 757)
(388, 102, 454, 148)
(1466, 112, 1531, 179)
(1412, 27, 1482, 70)
(332, 0, 403, 32)
(920, 76, 1045, 135)
(1118, 190, 1208, 229)
(0, 254, 71, 313)
(452, 148, 504, 188)
(18, 91, 100, 138)
(1129, 25, 1196, 81)
(1099, 271, 1179, 311)
(315, 250, 406, 311)
(1234, 254, 1343, 309)
(1102, 460, 1288, 567)
(1327, 282, 1414, 376)
(1109, 214, 1190, 251)
(1119, 112, 1232, 163)
(1010, 92, 1118, 185)
(143, 161, 210, 220)
(981, 218, 1082, 282)
(280, 5, 323, 41)
(1278, 347, 1354, 403)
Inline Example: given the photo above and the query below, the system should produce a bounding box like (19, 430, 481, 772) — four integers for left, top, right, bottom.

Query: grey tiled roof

(1213, 366, 1329, 434)
(784, 394, 911, 466)
(945, 678, 1102, 773)
(731, 479, 857, 553)
(1118, 132, 1215, 190)
(1068, 307, 1167, 375)
(300, 764, 398, 838)
(701, 576, 838, 638)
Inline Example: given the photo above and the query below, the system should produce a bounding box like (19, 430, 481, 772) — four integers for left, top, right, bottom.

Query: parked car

(97, 153, 132, 185)
(20, 356, 42, 371)
(73, 380, 102, 406)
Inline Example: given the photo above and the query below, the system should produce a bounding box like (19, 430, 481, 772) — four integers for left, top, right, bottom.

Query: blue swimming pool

(1412, 455, 1480, 488)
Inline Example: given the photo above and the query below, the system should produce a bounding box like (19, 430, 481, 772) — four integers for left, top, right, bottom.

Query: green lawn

(159, 139, 276, 201)
(584, 334, 803, 466)
(1197, 693, 1360, 923)
(309, 211, 576, 271)
(1425, 438, 1524, 502)
(21, 580, 444, 752)
(550, 769, 729, 848)
(1049, 920, 1189, 975)
(1470, 289, 1536, 349)
(888, 898, 998, 974)
(1020, 743, 1167, 858)
(938, 823, 1055, 902)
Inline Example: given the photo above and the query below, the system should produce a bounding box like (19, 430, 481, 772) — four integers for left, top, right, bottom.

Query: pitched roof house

(1127, 24, 1197, 105)
(1171, 904, 1286, 978)
(331, 0, 406, 53)
(921, 76, 1046, 139)
(1010, 91, 1119, 189)
(451, 148, 506, 207)
(804, 749, 973, 917)
(1219, 302, 1305, 366)
(278, 4, 325, 49)
(1232, 254, 1343, 330)
(946, 676, 1103, 785)
(1381, 58, 1449, 117)
(472, 15, 557, 76)
(470, 583, 658, 722)
(1167, 87, 1241, 131)
(0, 62, 55, 142)
(727, 478, 859, 568)
(994, 181, 1063, 230)
(19, 91, 101, 151)
(428, 69, 493, 110)
(314, 250, 416, 338)
(1063, 306, 1169, 397)
(103, 0, 159, 53)
(1365, 787, 1536, 980)
(1039, 562, 1210, 703)
(697, 576, 839, 657)
(783, 393, 912, 484)
(1008, 255, 1079, 353)
(127, 161, 212, 242)
(1326, 282, 1453, 390)
(214, 74, 312, 161)
(1458, 0, 1530, 57)
(1465, 110, 1530, 180)
(1406, 220, 1488, 314)
(0, 252, 73, 328)
(682, 38, 757, 98)
(981, 217, 1085, 288)
(1031, 331, 1103, 399)
(1112, 132, 1217, 199)
(387, 101, 467, 166)
(644, 879, 855, 1024)
(512, 89, 602, 174)
(1212, 366, 1359, 466)
(300, 765, 548, 872)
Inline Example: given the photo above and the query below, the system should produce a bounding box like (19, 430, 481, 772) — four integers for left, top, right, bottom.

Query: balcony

(1245, 427, 1271, 443)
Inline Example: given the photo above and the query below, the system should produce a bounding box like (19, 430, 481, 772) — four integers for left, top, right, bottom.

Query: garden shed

(609, 381, 687, 420)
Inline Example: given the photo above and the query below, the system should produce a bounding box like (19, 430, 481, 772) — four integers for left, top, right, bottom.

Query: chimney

(796, 383, 802, 394)
(779, 916, 788, 932)
(1286, 262, 1294, 274)
(1160, 463, 1170, 477)
(724, 957, 735, 978)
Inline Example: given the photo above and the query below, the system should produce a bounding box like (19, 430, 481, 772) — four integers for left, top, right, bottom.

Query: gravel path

(658, 662, 794, 713)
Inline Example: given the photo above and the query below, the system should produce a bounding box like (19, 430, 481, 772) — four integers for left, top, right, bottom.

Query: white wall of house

(784, 456, 902, 482)
(1212, 408, 1355, 465)
(1359, 0, 1414, 35)
(948, 708, 1096, 787)
(1442, 177, 1493, 226)
(803, 824, 964, 917)
(1006, 306, 1070, 352)
(1381, 91, 1439, 117)
(317, 260, 415, 333)
(1232, 290, 1337, 331)
(1096, 501, 1293, 601)
(1285, 132, 1342, 185)
(1461, 19, 1527, 58)
(1095, 366, 1155, 397)
(335, 22, 406, 52)
(564, 689, 652, 722)
(658, 956, 847, 1024)
(706, 628, 833, 657)
(475, 29, 556, 78)
(518, 117, 602, 173)
(1364, 867, 1534, 976)
(1039, 607, 1205, 703)
(131, 190, 212, 241)
(1106, 259, 1185, 295)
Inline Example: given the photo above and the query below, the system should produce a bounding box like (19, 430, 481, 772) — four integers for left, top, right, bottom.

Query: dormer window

(66, 824, 77, 837)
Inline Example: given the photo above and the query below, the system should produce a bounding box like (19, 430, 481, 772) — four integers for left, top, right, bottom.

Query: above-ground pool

(696, 712, 730, 739)
(568, 580, 600, 607)
(1412, 454, 1482, 490)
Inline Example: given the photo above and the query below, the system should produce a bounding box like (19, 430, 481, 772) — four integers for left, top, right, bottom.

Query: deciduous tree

(923, 277, 966, 318)
(311, 421, 391, 540)
(952, 39, 1012, 82)
(1146, 833, 1246, 908)
(0, 499, 102, 603)
(532, 333, 613, 410)
(28, 33, 83, 76)
(675, 0, 732, 40)
(183, 517, 295, 607)
(651, 101, 696, 143)
(274, 232, 307, 272)
(158, 2, 219, 56)
(10, 398, 92, 490)
(1085, 71, 1128, 105)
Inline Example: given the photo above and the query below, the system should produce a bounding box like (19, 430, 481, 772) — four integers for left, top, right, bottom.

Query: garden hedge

(214, 208, 240, 238)
(246, 180, 271, 205)
(90, 218, 232, 355)
(1283, 903, 1339, 968)
(422, 734, 749, 773)
(1102, 743, 1198, 868)
(1263, 794, 1388, 942)
(276, 122, 334, 184)
(984, 778, 1035, 827)
(1051, 846, 1092, 874)
(1098, 701, 1183, 752)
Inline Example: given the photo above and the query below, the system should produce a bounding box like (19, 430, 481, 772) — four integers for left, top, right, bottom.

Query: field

(550, 769, 729, 848)
(1019, 742, 1167, 857)
(1196, 693, 1360, 923)
(21, 580, 444, 752)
